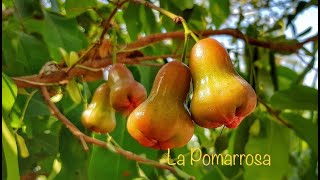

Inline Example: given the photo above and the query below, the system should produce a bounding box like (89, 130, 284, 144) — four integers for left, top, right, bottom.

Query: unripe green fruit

(81, 83, 116, 133)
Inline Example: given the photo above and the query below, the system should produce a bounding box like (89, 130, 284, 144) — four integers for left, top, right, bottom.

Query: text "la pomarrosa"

(167, 148, 271, 166)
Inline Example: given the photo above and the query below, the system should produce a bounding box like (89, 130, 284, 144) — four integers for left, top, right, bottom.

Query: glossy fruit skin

(81, 83, 116, 133)
(190, 38, 257, 129)
(108, 63, 147, 116)
(127, 61, 194, 150)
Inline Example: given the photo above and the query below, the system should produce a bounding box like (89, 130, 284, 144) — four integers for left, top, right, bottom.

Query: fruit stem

(182, 21, 199, 42)
(15, 90, 37, 131)
(76, 65, 101, 72)
(130, 0, 199, 43)
(181, 32, 190, 64)
(106, 133, 121, 147)
(219, 125, 225, 137)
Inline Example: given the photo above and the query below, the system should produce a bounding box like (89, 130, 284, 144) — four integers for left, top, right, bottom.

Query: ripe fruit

(81, 83, 116, 133)
(190, 38, 257, 128)
(127, 61, 194, 150)
(108, 63, 147, 116)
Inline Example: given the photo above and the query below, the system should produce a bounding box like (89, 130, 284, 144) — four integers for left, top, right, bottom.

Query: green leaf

(13, 0, 42, 20)
(170, 0, 194, 11)
(16, 133, 30, 158)
(186, 5, 208, 31)
(67, 51, 80, 67)
(19, 116, 61, 175)
(269, 85, 318, 110)
(2, 32, 51, 76)
(88, 114, 158, 180)
(24, 19, 44, 33)
(66, 79, 82, 104)
(159, 0, 181, 32)
(139, 6, 158, 35)
(59, 48, 69, 63)
(277, 66, 298, 80)
(127, 65, 141, 82)
(65, 0, 96, 17)
(2, 73, 17, 116)
(280, 112, 318, 155)
(244, 115, 290, 180)
(172, 146, 205, 179)
(45, 100, 88, 179)
(2, 117, 20, 180)
(209, 0, 231, 28)
(88, 133, 140, 180)
(222, 114, 255, 179)
(17, 33, 51, 73)
(194, 126, 211, 148)
(277, 66, 299, 90)
(42, 12, 88, 61)
(137, 66, 161, 94)
(123, 3, 142, 41)
(214, 135, 229, 154)
(7, 90, 38, 130)
(24, 91, 51, 118)
(201, 166, 228, 180)
(55, 127, 89, 180)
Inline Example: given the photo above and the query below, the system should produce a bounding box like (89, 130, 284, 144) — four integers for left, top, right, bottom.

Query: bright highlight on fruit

(189, 38, 257, 129)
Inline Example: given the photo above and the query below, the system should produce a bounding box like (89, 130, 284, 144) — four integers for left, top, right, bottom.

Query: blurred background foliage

(2, 0, 318, 179)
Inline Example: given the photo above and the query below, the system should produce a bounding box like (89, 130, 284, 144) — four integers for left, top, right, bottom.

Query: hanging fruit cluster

(81, 38, 257, 149)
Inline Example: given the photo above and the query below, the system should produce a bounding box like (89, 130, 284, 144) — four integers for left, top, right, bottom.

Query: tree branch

(40, 86, 195, 179)
(123, 29, 318, 53)
(13, 54, 180, 88)
(12, 30, 317, 88)
(99, 0, 128, 42)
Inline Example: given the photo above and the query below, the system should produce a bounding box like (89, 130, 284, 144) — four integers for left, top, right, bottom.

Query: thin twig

(76, 65, 102, 72)
(130, 0, 198, 42)
(99, 0, 128, 42)
(40, 86, 195, 179)
(66, 44, 97, 74)
(258, 99, 292, 128)
(80, 135, 89, 151)
(12, 77, 65, 86)
(219, 125, 225, 137)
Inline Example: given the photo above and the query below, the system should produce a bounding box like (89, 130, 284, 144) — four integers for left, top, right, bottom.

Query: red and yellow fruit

(127, 61, 194, 150)
(190, 38, 257, 128)
(108, 63, 147, 116)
